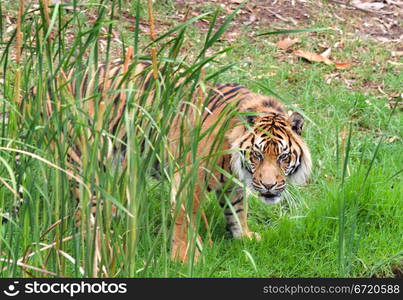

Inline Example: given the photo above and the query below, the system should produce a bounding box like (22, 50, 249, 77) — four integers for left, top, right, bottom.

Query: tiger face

(231, 111, 311, 204)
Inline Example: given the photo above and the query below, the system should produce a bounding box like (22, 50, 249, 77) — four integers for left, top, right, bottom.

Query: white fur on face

(260, 195, 281, 204)
(288, 143, 312, 186)
(230, 133, 254, 187)
(230, 151, 251, 183)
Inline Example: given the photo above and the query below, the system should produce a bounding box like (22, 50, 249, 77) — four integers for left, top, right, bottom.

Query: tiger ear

(245, 115, 256, 125)
(242, 110, 257, 125)
(289, 112, 304, 135)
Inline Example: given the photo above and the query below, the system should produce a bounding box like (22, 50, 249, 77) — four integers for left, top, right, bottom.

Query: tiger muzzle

(260, 190, 282, 198)
(256, 181, 286, 203)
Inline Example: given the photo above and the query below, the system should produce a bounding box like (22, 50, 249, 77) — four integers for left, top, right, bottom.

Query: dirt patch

(327, 0, 402, 43)
(172, 0, 402, 45)
(173, 0, 313, 30)
(372, 264, 403, 278)
(391, 265, 403, 278)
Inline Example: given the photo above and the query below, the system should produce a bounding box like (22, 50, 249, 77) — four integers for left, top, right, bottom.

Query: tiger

(25, 47, 312, 265)
(169, 83, 312, 262)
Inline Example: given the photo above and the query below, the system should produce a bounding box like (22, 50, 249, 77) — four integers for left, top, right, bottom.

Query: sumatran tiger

(169, 83, 312, 262)
(32, 48, 312, 264)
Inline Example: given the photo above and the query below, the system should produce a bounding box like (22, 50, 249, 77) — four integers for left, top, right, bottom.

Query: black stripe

(226, 222, 237, 229)
(207, 92, 222, 105)
(239, 135, 250, 148)
(211, 91, 247, 113)
(209, 86, 243, 111)
(219, 156, 226, 183)
(221, 196, 243, 208)
(209, 87, 244, 113)
(235, 91, 250, 105)
(224, 208, 244, 216)
(231, 197, 243, 206)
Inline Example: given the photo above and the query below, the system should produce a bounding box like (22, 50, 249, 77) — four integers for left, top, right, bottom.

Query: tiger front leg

(223, 192, 261, 241)
(170, 175, 203, 263)
(171, 205, 202, 263)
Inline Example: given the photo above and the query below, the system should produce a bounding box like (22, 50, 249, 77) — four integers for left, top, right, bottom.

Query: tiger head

(230, 111, 312, 204)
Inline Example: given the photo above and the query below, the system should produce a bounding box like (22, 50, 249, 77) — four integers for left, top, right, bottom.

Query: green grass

(0, 1, 401, 278)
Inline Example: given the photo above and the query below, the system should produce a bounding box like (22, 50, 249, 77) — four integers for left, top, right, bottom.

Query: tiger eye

(278, 153, 289, 161)
(252, 151, 263, 161)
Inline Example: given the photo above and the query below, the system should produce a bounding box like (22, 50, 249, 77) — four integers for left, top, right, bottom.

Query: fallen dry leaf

(277, 38, 300, 50)
(293, 49, 333, 65)
(334, 62, 352, 69)
(391, 51, 403, 57)
(293, 49, 352, 70)
(243, 14, 257, 26)
(388, 60, 403, 66)
(351, 0, 386, 10)
(387, 136, 398, 143)
(325, 73, 340, 84)
(388, 100, 403, 110)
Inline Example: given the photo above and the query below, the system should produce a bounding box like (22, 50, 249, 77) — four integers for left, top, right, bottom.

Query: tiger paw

(245, 231, 261, 241)
(171, 239, 201, 263)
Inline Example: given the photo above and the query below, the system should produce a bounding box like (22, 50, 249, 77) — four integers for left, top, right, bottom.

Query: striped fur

(34, 58, 311, 263)
(29, 58, 155, 229)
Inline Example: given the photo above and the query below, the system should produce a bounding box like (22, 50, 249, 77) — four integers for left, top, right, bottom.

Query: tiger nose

(262, 182, 277, 190)
(263, 180, 286, 191)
